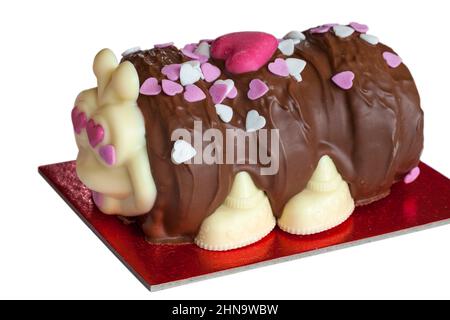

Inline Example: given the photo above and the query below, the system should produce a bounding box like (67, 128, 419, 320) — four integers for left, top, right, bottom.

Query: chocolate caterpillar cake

(72, 23, 424, 251)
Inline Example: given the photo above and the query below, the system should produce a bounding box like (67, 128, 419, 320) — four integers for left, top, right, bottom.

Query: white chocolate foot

(278, 155, 355, 235)
(195, 172, 276, 251)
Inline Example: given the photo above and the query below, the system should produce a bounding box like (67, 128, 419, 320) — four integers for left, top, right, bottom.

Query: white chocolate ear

(93, 49, 118, 98)
(108, 61, 140, 102)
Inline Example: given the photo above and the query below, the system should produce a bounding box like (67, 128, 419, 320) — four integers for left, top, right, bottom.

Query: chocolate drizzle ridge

(122, 30, 424, 243)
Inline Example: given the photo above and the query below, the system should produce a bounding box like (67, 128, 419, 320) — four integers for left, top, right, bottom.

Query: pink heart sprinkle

(349, 22, 369, 33)
(184, 84, 206, 102)
(71, 107, 87, 134)
(227, 86, 238, 99)
(209, 83, 229, 104)
(310, 23, 338, 34)
(99, 144, 116, 166)
(383, 52, 402, 68)
(211, 32, 278, 74)
(268, 58, 289, 77)
(154, 42, 174, 48)
(247, 79, 269, 100)
(161, 64, 181, 81)
(201, 63, 221, 82)
(331, 71, 355, 90)
(86, 119, 104, 147)
(162, 79, 183, 96)
(181, 43, 208, 63)
(404, 166, 420, 184)
(140, 77, 162, 96)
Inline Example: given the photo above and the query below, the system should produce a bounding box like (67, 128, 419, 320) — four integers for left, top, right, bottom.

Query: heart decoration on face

(332, 71, 355, 90)
(268, 58, 289, 77)
(86, 119, 104, 148)
(360, 34, 379, 45)
(99, 144, 116, 166)
(383, 52, 402, 68)
(71, 107, 87, 134)
(184, 84, 206, 102)
(286, 58, 307, 81)
(404, 166, 420, 184)
(246, 110, 266, 132)
(211, 32, 278, 74)
(180, 62, 203, 86)
(161, 64, 181, 81)
(247, 79, 269, 100)
(200, 63, 221, 82)
(92, 191, 103, 207)
(140, 77, 162, 96)
(162, 79, 183, 96)
(349, 22, 369, 33)
(171, 140, 197, 164)
(278, 39, 295, 56)
(215, 104, 233, 123)
(333, 25, 355, 38)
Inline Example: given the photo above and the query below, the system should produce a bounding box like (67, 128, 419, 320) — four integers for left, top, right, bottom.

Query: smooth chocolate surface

(123, 29, 424, 243)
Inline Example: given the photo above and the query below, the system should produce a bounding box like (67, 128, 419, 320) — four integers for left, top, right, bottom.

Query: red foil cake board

(39, 161, 450, 291)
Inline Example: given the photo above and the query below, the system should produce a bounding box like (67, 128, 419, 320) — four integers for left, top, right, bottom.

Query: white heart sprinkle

(215, 104, 233, 123)
(278, 39, 295, 56)
(214, 79, 235, 95)
(121, 46, 141, 57)
(187, 60, 204, 80)
(360, 34, 379, 45)
(171, 140, 197, 164)
(283, 31, 306, 42)
(180, 61, 203, 86)
(286, 58, 307, 82)
(194, 41, 210, 59)
(246, 110, 266, 133)
(333, 25, 355, 38)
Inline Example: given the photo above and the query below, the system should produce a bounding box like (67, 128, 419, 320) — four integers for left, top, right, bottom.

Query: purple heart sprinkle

(209, 83, 229, 104)
(247, 79, 269, 100)
(268, 58, 289, 77)
(331, 71, 355, 90)
(161, 64, 181, 81)
(184, 84, 206, 102)
(162, 79, 183, 96)
(140, 77, 162, 96)
(349, 22, 369, 33)
(383, 52, 402, 68)
(227, 86, 238, 99)
(201, 63, 221, 82)
(154, 42, 174, 48)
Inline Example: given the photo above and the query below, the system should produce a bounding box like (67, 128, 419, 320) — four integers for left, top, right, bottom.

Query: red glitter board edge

(39, 161, 450, 291)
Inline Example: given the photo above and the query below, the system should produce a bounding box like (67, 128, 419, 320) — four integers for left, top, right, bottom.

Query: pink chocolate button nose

(211, 32, 278, 74)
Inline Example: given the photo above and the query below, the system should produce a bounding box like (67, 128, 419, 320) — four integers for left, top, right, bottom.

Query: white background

(0, 0, 449, 299)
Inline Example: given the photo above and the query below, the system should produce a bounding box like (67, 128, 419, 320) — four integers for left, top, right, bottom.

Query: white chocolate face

(73, 49, 157, 216)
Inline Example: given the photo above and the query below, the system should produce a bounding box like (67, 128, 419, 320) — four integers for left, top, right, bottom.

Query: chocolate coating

(123, 29, 424, 243)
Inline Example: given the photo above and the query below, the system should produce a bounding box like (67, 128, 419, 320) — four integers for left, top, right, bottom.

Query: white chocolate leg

(278, 155, 355, 235)
(195, 172, 276, 251)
